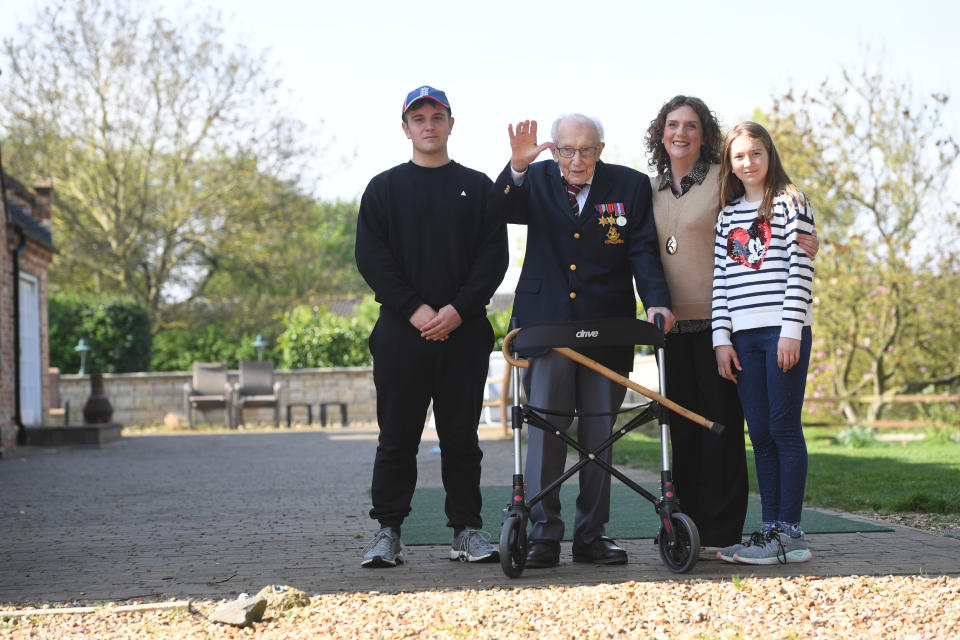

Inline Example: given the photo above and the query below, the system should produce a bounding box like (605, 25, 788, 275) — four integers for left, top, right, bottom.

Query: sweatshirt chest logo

(595, 203, 626, 245)
(727, 218, 771, 269)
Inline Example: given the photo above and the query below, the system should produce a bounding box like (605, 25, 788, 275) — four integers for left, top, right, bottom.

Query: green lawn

(613, 425, 960, 515)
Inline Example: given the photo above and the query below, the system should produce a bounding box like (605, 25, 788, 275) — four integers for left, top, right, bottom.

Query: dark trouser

(368, 310, 492, 532)
(732, 325, 812, 529)
(665, 328, 748, 547)
(523, 350, 627, 545)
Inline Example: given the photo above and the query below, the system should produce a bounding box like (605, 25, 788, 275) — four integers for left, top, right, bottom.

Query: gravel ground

(5, 425, 957, 637)
(868, 511, 960, 537)
(3, 575, 959, 639)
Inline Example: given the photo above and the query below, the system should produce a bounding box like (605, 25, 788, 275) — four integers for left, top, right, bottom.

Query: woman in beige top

(645, 96, 818, 558)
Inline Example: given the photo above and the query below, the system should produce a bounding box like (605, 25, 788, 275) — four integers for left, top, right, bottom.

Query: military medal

(597, 204, 627, 243)
(666, 235, 678, 255)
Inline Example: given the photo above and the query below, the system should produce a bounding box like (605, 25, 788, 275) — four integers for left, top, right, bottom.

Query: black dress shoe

(525, 539, 560, 569)
(572, 536, 627, 565)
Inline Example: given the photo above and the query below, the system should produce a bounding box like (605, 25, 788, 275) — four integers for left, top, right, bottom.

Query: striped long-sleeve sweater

(712, 192, 815, 347)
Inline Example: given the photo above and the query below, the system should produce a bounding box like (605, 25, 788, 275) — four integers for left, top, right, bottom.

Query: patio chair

(481, 351, 512, 435)
(47, 367, 70, 426)
(233, 360, 281, 428)
(183, 362, 233, 429)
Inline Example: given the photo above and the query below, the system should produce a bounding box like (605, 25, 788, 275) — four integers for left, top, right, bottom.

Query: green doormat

(401, 484, 891, 546)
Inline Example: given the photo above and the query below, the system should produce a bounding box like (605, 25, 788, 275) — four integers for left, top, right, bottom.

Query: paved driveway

(2, 428, 958, 605)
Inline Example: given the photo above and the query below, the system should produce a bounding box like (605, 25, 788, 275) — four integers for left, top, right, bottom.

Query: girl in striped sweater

(712, 121, 815, 565)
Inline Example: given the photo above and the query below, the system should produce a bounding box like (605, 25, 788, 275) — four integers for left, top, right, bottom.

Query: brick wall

(57, 367, 377, 427)
(2, 178, 55, 450)
(53, 355, 661, 429)
(0, 208, 11, 448)
(0, 244, 53, 449)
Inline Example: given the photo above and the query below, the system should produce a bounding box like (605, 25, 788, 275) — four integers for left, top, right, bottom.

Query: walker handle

(501, 328, 529, 368)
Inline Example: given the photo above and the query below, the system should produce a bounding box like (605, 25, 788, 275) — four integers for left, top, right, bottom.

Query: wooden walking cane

(502, 328, 725, 434)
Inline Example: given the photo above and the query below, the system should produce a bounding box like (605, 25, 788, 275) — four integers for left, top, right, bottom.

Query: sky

(4, 0, 960, 289)
(7, 0, 957, 201)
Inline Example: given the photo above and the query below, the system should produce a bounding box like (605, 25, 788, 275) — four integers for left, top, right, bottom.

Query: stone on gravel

(209, 596, 267, 627)
(257, 584, 311, 611)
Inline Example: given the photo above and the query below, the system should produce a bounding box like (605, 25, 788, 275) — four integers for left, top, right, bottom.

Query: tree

(763, 62, 960, 423)
(765, 66, 959, 260)
(1, 0, 324, 322)
(805, 243, 960, 423)
(177, 196, 367, 336)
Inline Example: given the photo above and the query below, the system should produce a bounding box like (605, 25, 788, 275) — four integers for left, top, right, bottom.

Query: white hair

(551, 113, 604, 144)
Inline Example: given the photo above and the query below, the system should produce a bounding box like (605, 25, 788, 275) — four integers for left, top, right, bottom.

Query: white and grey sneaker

(717, 531, 766, 563)
(450, 527, 499, 563)
(734, 531, 812, 565)
(361, 526, 405, 568)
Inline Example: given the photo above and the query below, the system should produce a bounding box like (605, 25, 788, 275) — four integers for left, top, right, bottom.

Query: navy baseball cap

(402, 85, 451, 116)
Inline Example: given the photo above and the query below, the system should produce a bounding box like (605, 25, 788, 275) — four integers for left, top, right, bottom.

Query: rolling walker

(498, 315, 725, 576)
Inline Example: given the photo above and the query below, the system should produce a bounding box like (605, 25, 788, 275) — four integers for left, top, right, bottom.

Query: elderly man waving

(494, 114, 675, 568)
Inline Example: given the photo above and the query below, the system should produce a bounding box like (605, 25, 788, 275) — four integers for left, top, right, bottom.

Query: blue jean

(732, 325, 812, 529)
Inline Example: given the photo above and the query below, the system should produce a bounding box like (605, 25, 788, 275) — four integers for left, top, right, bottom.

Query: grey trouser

(523, 349, 627, 544)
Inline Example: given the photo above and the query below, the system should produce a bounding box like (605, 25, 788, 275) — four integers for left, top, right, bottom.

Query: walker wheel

(499, 512, 527, 578)
(657, 512, 700, 573)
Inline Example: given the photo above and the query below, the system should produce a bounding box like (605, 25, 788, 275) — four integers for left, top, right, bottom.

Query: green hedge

(49, 293, 151, 373)
(51, 293, 510, 373)
(150, 325, 266, 371)
(277, 299, 378, 368)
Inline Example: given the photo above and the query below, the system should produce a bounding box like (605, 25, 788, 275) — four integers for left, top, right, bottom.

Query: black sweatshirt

(355, 161, 508, 322)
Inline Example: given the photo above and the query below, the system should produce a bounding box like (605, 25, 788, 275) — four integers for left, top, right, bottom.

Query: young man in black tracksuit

(355, 86, 508, 567)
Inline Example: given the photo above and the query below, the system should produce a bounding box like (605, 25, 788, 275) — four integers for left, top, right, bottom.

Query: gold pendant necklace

(665, 235, 678, 255)
(663, 175, 684, 255)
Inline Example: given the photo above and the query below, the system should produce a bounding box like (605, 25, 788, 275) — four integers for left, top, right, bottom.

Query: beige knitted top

(649, 163, 721, 322)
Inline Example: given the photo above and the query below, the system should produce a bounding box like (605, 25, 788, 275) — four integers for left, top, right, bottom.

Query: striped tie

(566, 182, 583, 215)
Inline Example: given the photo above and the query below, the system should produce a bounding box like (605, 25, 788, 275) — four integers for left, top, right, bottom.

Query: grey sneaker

(361, 527, 404, 568)
(717, 531, 766, 563)
(734, 531, 812, 565)
(450, 528, 499, 563)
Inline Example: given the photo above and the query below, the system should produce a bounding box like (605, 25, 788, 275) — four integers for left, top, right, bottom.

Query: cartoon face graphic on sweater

(728, 217, 771, 269)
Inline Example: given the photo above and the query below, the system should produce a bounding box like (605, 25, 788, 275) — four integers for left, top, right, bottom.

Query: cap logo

(403, 85, 449, 116)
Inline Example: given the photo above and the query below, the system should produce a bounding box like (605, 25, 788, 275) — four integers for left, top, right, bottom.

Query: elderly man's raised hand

(509, 120, 553, 173)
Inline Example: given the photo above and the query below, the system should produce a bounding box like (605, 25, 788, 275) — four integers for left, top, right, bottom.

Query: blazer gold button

(573, 232, 580, 239)
(570, 264, 577, 271)
(504, 185, 511, 195)
(569, 292, 577, 299)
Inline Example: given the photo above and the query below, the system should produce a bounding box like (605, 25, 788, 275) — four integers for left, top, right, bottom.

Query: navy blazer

(492, 159, 671, 370)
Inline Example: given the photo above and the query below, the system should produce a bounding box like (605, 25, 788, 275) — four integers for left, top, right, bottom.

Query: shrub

(487, 308, 512, 353)
(835, 424, 877, 448)
(277, 301, 376, 368)
(49, 293, 151, 373)
(151, 325, 266, 371)
(922, 425, 960, 446)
